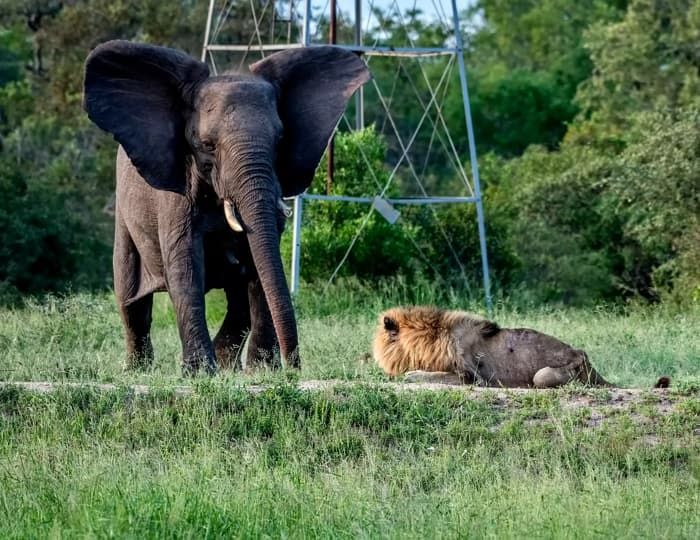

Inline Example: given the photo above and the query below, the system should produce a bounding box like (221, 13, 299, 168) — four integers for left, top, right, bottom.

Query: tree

(572, 0, 700, 142)
(456, 0, 627, 156)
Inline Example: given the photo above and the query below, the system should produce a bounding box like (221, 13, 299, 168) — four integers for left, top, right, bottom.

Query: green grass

(0, 280, 698, 387)
(0, 282, 699, 538)
(0, 384, 698, 538)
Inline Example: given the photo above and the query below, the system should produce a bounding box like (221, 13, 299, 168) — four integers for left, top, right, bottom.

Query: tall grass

(0, 283, 698, 537)
(0, 278, 698, 386)
(0, 384, 698, 538)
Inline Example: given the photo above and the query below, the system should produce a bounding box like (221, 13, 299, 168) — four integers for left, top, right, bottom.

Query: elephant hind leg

(213, 285, 251, 370)
(114, 220, 154, 370)
(119, 295, 154, 370)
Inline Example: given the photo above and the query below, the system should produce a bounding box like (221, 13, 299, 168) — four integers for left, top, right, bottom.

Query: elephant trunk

(222, 151, 299, 367)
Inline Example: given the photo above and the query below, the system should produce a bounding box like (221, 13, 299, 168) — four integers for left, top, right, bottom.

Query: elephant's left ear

(250, 46, 371, 197)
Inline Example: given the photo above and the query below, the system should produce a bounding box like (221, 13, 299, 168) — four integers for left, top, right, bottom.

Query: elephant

(83, 40, 370, 374)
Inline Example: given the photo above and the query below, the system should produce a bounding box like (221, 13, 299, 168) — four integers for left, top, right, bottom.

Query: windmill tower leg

(450, 0, 493, 314)
(201, 0, 215, 62)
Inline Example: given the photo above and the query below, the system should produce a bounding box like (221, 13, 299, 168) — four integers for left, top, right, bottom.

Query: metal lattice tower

(201, 0, 492, 312)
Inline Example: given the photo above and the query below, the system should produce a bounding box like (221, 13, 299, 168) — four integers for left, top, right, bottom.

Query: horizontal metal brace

(204, 43, 457, 57)
(298, 194, 478, 204)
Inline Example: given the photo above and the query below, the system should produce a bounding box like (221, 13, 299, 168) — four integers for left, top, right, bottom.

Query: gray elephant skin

(83, 40, 370, 374)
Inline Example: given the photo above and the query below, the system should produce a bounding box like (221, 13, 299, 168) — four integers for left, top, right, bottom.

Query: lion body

(373, 306, 609, 388)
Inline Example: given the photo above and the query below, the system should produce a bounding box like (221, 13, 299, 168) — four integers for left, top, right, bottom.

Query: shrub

(0, 117, 113, 302)
(611, 109, 700, 302)
(281, 127, 417, 282)
(281, 127, 511, 290)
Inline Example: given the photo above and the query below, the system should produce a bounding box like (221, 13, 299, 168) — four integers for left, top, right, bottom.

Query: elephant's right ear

(83, 40, 209, 192)
(250, 46, 370, 197)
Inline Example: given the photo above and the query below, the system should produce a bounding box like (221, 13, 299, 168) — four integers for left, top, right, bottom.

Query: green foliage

(482, 104, 700, 304)
(483, 146, 622, 304)
(470, 0, 626, 78)
(281, 128, 513, 290)
(0, 116, 112, 300)
(281, 127, 412, 280)
(0, 26, 30, 85)
(465, 67, 578, 156)
(611, 109, 700, 301)
(572, 0, 700, 141)
(461, 0, 628, 156)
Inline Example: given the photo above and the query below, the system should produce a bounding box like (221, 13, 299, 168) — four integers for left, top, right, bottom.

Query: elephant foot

(214, 343, 243, 370)
(124, 338, 154, 371)
(244, 330, 280, 371)
(181, 347, 218, 377)
(245, 346, 281, 371)
(213, 334, 244, 370)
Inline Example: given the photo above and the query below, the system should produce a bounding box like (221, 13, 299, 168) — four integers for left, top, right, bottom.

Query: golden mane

(373, 306, 486, 376)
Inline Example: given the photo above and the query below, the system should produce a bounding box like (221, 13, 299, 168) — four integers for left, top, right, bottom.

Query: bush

(0, 117, 113, 302)
(481, 108, 700, 306)
(483, 145, 624, 305)
(281, 127, 511, 290)
(281, 127, 417, 282)
(611, 109, 700, 302)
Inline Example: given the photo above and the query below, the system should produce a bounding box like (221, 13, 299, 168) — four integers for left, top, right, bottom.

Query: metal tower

(201, 0, 492, 312)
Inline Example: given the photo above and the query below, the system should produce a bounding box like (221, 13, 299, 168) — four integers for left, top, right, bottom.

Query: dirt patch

(0, 378, 683, 401)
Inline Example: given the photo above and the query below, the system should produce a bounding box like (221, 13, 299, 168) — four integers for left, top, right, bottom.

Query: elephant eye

(200, 140, 216, 153)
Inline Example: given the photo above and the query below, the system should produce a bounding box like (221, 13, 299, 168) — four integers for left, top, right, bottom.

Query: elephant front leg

(163, 234, 217, 376)
(246, 278, 280, 370)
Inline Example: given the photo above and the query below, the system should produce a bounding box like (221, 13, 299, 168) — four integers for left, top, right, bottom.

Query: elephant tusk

(224, 200, 244, 232)
(278, 198, 293, 218)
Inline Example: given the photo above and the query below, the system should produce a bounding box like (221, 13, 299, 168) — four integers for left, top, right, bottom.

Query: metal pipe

(270, 0, 276, 41)
(290, 195, 303, 294)
(329, 0, 337, 44)
(450, 0, 493, 314)
(291, 0, 312, 294)
(204, 43, 456, 56)
(201, 0, 216, 61)
(327, 0, 337, 193)
(355, 0, 364, 130)
(302, 0, 312, 46)
(299, 194, 479, 204)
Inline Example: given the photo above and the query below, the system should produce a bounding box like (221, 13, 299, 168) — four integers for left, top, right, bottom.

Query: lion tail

(654, 376, 671, 388)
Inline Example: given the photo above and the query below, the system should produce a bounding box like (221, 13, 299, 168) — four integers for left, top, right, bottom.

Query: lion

(373, 306, 670, 388)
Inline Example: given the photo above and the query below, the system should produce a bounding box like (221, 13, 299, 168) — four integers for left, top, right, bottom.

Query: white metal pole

(201, 0, 216, 61)
(355, 0, 364, 130)
(450, 0, 493, 314)
(302, 0, 312, 46)
(290, 195, 304, 294)
(291, 0, 313, 295)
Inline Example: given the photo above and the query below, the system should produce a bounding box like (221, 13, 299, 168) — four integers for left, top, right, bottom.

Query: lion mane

(372, 306, 498, 376)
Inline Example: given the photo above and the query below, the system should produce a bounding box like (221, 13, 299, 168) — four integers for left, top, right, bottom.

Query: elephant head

(83, 41, 370, 366)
